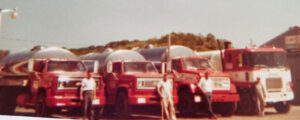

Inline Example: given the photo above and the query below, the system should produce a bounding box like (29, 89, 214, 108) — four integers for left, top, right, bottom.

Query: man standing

(80, 73, 97, 120)
(198, 72, 216, 119)
(157, 74, 176, 120)
(254, 78, 266, 116)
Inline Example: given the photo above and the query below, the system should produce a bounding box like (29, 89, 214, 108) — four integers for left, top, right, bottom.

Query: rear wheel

(274, 102, 290, 113)
(178, 90, 196, 116)
(115, 92, 130, 118)
(35, 92, 51, 117)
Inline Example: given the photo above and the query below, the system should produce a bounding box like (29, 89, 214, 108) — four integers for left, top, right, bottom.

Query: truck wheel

(274, 102, 290, 113)
(36, 92, 50, 117)
(0, 88, 16, 115)
(102, 105, 114, 117)
(178, 90, 195, 116)
(236, 88, 257, 115)
(115, 92, 130, 118)
(218, 102, 237, 116)
(94, 107, 102, 119)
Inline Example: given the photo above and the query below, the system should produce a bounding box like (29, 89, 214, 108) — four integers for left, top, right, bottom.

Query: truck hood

(48, 71, 87, 78)
(184, 69, 231, 78)
(125, 72, 163, 78)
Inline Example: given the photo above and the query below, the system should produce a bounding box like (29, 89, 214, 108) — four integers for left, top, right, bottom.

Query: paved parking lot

(3, 105, 300, 120)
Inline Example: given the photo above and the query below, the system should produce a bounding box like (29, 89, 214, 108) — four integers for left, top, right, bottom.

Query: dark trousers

(203, 92, 214, 117)
(83, 90, 94, 120)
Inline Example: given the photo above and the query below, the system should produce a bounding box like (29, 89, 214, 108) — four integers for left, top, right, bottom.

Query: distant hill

(0, 50, 9, 60)
(69, 32, 232, 56)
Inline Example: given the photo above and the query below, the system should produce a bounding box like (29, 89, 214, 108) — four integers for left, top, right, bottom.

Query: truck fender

(178, 84, 195, 95)
(116, 86, 129, 96)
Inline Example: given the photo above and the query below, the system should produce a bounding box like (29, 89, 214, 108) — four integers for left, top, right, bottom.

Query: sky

(0, 0, 300, 53)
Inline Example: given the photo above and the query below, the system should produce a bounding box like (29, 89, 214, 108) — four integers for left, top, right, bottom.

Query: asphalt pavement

(2, 105, 300, 120)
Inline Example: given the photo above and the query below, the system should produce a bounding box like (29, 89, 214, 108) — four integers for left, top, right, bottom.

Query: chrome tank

(138, 45, 196, 62)
(80, 50, 145, 73)
(0, 47, 79, 76)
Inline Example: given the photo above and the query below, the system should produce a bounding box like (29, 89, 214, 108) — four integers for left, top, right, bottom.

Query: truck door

(106, 62, 121, 97)
(29, 60, 45, 94)
(171, 59, 183, 81)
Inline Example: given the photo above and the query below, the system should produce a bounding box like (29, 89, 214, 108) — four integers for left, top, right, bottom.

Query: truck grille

(136, 78, 162, 89)
(57, 77, 100, 90)
(266, 78, 282, 91)
(210, 77, 230, 90)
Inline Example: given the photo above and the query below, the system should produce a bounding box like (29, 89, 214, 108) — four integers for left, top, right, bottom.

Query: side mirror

(28, 59, 34, 72)
(93, 61, 99, 74)
(107, 61, 112, 73)
(166, 62, 172, 73)
(161, 62, 166, 74)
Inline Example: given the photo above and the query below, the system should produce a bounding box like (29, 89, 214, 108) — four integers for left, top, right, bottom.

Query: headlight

(137, 79, 144, 88)
(58, 76, 70, 82)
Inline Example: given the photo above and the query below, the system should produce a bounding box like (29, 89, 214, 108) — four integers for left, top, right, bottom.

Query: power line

(0, 36, 94, 46)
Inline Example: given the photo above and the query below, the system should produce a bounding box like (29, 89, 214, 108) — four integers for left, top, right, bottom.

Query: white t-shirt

(81, 78, 96, 91)
(157, 80, 172, 99)
(198, 77, 213, 93)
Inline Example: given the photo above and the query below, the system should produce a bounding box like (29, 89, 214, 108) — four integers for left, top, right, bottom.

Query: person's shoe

(209, 114, 217, 119)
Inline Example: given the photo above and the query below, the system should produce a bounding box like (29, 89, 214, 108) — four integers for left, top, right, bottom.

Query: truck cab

(0, 47, 105, 116)
(80, 50, 173, 118)
(139, 45, 239, 116)
(197, 47, 294, 114)
(224, 48, 294, 113)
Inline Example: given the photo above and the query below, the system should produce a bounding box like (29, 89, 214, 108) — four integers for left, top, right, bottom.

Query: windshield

(124, 62, 158, 73)
(82, 61, 96, 73)
(47, 61, 86, 72)
(248, 52, 289, 68)
(183, 58, 211, 70)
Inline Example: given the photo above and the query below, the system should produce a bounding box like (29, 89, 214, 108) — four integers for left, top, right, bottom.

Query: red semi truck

(138, 45, 239, 116)
(80, 50, 176, 118)
(197, 47, 294, 114)
(0, 47, 105, 116)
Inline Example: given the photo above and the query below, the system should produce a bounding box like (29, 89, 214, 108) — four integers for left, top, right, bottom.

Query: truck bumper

(212, 93, 240, 102)
(46, 96, 105, 108)
(265, 91, 294, 103)
(128, 95, 160, 105)
(128, 95, 178, 106)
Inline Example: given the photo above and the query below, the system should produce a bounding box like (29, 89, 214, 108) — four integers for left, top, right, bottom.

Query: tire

(0, 87, 16, 115)
(274, 102, 290, 113)
(115, 92, 130, 118)
(94, 107, 102, 119)
(35, 92, 50, 117)
(68, 108, 82, 115)
(218, 102, 237, 116)
(236, 87, 257, 115)
(178, 90, 196, 116)
(102, 105, 114, 117)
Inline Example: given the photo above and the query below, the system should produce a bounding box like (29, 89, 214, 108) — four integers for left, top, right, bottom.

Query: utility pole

(167, 33, 171, 72)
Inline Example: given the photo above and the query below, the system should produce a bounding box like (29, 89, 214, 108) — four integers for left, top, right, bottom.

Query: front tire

(274, 102, 290, 113)
(115, 92, 130, 118)
(178, 90, 196, 116)
(0, 87, 17, 115)
(35, 92, 50, 117)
